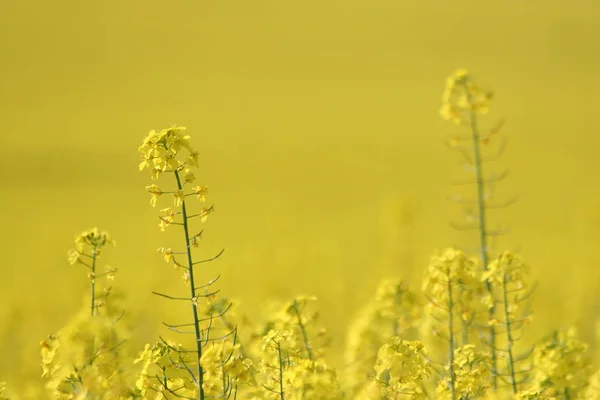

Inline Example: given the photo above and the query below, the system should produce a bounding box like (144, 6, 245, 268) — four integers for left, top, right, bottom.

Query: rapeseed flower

(373, 337, 431, 399)
(440, 69, 493, 126)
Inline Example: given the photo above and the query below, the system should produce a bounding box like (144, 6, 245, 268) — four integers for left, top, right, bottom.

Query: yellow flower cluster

(525, 328, 592, 398)
(422, 248, 485, 342)
(67, 228, 118, 315)
(40, 308, 132, 400)
(266, 296, 327, 360)
(67, 228, 115, 268)
(345, 278, 421, 395)
(201, 339, 253, 396)
(250, 328, 342, 399)
(440, 68, 493, 125)
(138, 126, 197, 176)
(134, 341, 198, 399)
(139, 126, 212, 219)
(373, 337, 431, 399)
(282, 358, 342, 400)
(436, 345, 490, 399)
(481, 251, 532, 344)
(422, 248, 481, 303)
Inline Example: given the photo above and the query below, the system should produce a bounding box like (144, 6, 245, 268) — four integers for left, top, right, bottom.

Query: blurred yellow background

(1, 0, 600, 394)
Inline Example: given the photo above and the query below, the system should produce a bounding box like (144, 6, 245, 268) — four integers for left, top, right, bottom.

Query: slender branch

(192, 249, 225, 266)
(153, 291, 190, 301)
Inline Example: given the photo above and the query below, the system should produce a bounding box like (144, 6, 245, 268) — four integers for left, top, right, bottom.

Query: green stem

(447, 278, 456, 400)
(221, 314, 247, 359)
(291, 301, 313, 360)
(221, 362, 228, 398)
(90, 245, 98, 316)
(467, 90, 497, 387)
(175, 169, 205, 400)
(277, 343, 285, 400)
(502, 271, 518, 394)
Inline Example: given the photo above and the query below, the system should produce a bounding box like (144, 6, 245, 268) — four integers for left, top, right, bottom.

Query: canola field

(1, 1, 600, 399)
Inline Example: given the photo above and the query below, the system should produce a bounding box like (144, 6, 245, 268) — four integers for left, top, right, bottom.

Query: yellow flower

(190, 231, 203, 247)
(440, 69, 493, 125)
(146, 184, 162, 207)
(183, 170, 196, 183)
(173, 189, 185, 207)
(157, 247, 174, 264)
(139, 126, 197, 178)
(188, 150, 200, 167)
(373, 337, 431, 399)
(527, 328, 591, 397)
(192, 185, 208, 202)
(67, 248, 82, 265)
(436, 345, 491, 399)
(262, 329, 297, 352)
(105, 266, 117, 280)
(199, 206, 214, 223)
(158, 207, 176, 231)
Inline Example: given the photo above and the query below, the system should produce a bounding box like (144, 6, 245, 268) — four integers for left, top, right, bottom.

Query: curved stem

(175, 169, 205, 400)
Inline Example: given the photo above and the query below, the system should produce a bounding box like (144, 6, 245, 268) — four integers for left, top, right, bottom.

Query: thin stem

(277, 343, 285, 400)
(175, 169, 205, 400)
(90, 245, 98, 316)
(447, 278, 456, 400)
(291, 301, 313, 360)
(502, 272, 518, 394)
(467, 88, 498, 387)
(221, 362, 228, 399)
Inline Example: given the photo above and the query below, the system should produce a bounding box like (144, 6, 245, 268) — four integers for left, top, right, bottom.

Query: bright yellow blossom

(440, 69, 493, 125)
(192, 185, 208, 202)
(145, 184, 162, 207)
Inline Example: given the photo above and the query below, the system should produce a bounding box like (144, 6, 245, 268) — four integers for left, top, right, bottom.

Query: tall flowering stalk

(422, 248, 484, 399)
(67, 228, 116, 316)
(41, 229, 132, 399)
(138, 126, 234, 399)
(440, 69, 512, 387)
(482, 251, 534, 394)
